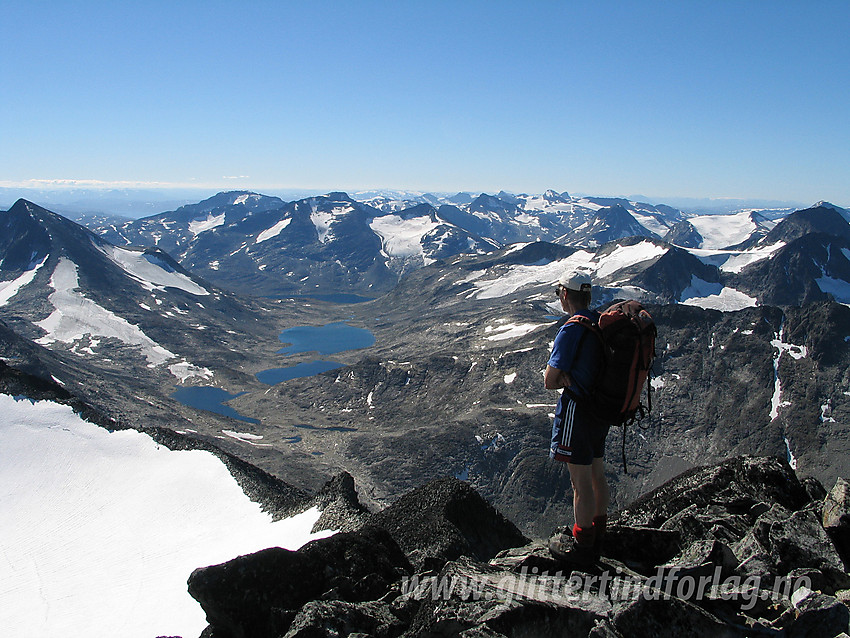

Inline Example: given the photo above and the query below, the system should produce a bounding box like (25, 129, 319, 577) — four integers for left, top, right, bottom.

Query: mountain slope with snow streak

(101, 245, 210, 296)
(0, 394, 334, 638)
(35, 257, 177, 366)
(0, 256, 47, 306)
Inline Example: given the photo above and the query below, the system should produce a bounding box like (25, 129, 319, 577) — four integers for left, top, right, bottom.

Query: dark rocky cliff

(186, 456, 850, 638)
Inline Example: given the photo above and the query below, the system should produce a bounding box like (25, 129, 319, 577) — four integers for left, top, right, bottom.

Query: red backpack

(567, 300, 657, 427)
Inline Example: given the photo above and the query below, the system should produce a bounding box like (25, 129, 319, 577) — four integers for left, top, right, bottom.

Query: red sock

(572, 523, 595, 548)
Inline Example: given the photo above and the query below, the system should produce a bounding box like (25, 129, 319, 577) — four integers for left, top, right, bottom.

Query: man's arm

(544, 365, 573, 390)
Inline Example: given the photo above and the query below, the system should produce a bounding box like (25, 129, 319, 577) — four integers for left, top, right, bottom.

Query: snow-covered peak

(814, 201, 850, 223)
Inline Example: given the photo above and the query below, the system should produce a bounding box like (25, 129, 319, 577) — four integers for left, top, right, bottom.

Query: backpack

(567, 300, 657, 471)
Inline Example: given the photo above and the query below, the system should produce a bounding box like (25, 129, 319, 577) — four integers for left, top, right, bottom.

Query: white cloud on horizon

(0, 178, 201, 189)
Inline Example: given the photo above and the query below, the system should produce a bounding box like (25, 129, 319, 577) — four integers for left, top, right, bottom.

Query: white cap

(557, 271, 592, 292)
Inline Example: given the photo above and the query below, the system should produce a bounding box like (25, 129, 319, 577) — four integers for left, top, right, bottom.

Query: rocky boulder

(187, 525, 411, 638)
(366, 477, 529, 571)
(824, 478, 850, 565)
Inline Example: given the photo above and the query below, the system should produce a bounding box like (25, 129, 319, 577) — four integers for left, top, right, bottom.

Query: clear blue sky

(2, 1, 848, 205)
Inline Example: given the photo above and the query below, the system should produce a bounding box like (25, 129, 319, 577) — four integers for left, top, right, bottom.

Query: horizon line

(0, 179, 820, 207)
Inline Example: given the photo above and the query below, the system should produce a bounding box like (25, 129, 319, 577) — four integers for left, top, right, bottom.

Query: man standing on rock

(545, 270, 609, 566)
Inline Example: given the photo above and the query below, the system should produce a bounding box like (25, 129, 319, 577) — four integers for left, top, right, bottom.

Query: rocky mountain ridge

(186, 456, 850, 638)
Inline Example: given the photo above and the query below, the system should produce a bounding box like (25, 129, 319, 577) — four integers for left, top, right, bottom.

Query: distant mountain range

(60, 189, 847, 306)
(2, 192, 850, 535)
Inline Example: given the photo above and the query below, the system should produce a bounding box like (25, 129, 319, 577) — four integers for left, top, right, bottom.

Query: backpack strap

(562, 314, 603, 402)
(565, 313, 602, 339)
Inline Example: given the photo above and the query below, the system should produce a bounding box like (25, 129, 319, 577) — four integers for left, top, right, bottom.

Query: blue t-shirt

(548, 309, 602, 399)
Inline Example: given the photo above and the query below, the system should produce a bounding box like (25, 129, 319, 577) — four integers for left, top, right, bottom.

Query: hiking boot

(592, 515, 607, 557)
(548, 533, 597, 566)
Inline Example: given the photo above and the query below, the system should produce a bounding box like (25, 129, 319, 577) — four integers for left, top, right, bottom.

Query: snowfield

(310, 203, 353, 243)
(816, 275, 850, 304)
(687, 211, 758, 249)
(685, 241, 785, 274)
(468, 251, 594, 299)
(593, 242, 667, 279)
(35, 258, 176, 366)
(466, 241, 666, 300)
(168, 360, 214, 383)
(0, 395, 334, 638)
(485, 322, 550, 341)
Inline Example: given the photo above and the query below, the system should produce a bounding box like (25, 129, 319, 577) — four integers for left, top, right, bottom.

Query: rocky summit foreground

(186, 456, 850, 638)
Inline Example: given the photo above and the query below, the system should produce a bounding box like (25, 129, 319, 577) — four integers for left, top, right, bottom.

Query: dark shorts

(550, 395, 610, 465)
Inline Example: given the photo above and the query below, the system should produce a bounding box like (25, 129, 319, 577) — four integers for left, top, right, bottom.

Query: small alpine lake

(172, 321, 376, 423)
(255, 360, 345, 385)
(274, 321, 376, 356)
(256, 321, 375, 385)
(170, 386, 260, 425)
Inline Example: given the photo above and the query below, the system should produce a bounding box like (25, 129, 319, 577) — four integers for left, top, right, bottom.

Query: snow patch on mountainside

(233, 193, 255, 206)
(681, 281, 758, 311)
(310, 204, 354, 244)
(370, 215, 440, 263)
(168, 360, 214, 382)
(631, 212, 669, 237)
(573, 198, 605, 212)
(485, 322, 550, 341)
(816, 275, 850, 304)
(102, 246, 210, 296)
(34, 258, 176, 366)
(0, 256, 47, 306)
(256, 218, 292, 243)
(311, 208, 334, 243)
(188, 212, 225, 236)
(686, 241, 785, 273)
(680, 276, 722, 302)
(719, 242, 786, 273)
(222, 429, 271, 447)
(0, 395, 332, 638)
